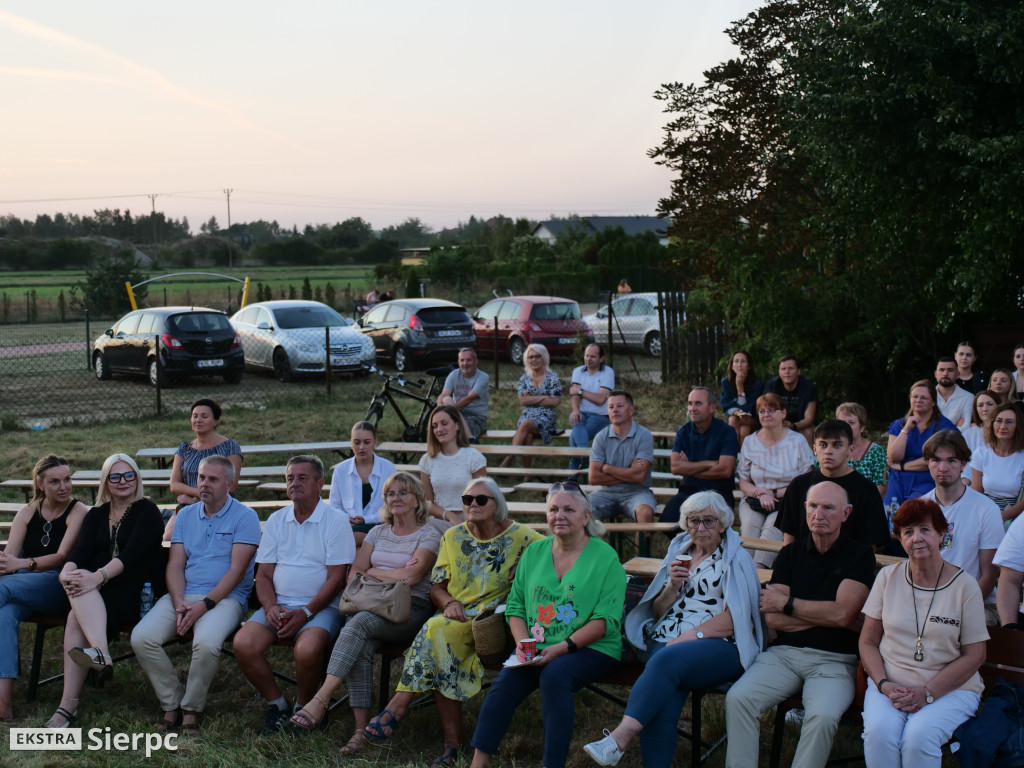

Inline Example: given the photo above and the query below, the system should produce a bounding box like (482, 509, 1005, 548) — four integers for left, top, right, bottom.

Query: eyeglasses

(685, 516, 720, 530)
(107, 471, 137, 484)
(527, 354, 542, 360)
(385, 490, 412, 500)
(757, 408, 780, 416)
(461, 494, 494, 507)
(995, 418, 1017, 427)
(41, 519, 52, 548)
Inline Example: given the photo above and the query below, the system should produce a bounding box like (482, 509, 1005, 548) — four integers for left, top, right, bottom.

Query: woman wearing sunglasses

(584, 491, 764, 767)
(0, 455, 88, 722)
(364, 478, 544, 766)
(469, 481, 625, 768)
(46, 454, 165, 728)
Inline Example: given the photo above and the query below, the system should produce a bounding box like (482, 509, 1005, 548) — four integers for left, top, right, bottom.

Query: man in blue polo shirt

(661, 386, 739, 523)
(132, 454, 261, 733)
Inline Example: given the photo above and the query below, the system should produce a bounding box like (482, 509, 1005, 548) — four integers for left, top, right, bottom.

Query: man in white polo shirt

(232, 455, 355, 734)
(568, 343, 615, 475)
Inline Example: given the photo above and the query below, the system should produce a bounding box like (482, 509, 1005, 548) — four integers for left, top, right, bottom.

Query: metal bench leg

(27, 622, 53, 701)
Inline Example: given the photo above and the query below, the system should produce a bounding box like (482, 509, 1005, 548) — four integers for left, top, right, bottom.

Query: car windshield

(529, 303, 580, 321)
(170, 313, 232, 332)
(274, 306, 350, 329)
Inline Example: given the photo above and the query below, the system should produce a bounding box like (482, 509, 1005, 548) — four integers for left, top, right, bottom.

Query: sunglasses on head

(461, 494, 494, 507)
(549, 481, 586, 496)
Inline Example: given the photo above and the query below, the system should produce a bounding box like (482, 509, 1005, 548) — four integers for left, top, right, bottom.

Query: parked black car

(355, 299, 475, 371)
(93, 307, 245, 386)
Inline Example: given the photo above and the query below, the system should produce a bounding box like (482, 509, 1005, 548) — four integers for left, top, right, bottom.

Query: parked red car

(472, 296, 594, 364)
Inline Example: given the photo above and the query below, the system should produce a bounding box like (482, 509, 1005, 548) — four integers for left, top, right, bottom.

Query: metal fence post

(325, 325, 332, 396)
(155, 334, 162, 415)
(84, 310, 91, 370)
(493, 316, 500, 389)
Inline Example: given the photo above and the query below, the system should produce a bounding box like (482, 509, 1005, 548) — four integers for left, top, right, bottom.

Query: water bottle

(140, 582, 154, 617)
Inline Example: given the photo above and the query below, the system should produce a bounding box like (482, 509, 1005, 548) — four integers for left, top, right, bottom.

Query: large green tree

(652, 0, 1024, 414)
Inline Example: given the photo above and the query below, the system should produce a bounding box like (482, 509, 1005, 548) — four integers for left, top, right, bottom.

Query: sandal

(364, 707, 402, 741)
(46, 706, 78, 729)
(181, 710, 204, 735)
(340, 729, 372, 756)
(69, 646, 112, 672)
(431, 744, 460, 767)
(289, 695, 329, 734)
(157, 708, 182, 732)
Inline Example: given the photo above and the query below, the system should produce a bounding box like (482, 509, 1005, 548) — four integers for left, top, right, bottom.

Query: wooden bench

(137, 442, 353, 468)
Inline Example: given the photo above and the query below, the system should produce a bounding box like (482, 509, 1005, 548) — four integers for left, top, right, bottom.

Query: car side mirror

(256, 321, 273, 330)
(105, 329, 114, 337)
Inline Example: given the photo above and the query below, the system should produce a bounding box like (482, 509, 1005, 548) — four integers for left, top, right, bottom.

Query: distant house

(532, 216, 670, 245)
(400, 247, 430, 266)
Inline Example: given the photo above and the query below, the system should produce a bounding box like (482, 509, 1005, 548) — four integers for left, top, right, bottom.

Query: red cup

(520, 638, 537, 663)
(676, 553, 692, 567)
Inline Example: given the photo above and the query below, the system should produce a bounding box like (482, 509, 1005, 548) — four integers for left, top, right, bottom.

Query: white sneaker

(584, 730, 624, 766)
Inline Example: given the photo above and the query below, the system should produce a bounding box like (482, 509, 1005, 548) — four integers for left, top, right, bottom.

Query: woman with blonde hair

(500, 343, 562, 474)
(419, 405, 486, 529)
(835, 402, 888, 495)
(47, 454, 165, 727)
(0, 455, 88, 722)
(886, 380, 957, 506)
(291, 472, 441, 754)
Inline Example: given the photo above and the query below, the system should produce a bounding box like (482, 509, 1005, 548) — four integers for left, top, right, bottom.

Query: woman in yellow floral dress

(365, 477, 542, 767)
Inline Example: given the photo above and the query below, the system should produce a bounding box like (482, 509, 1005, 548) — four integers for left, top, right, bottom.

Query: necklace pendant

(915, 638, 924, 662)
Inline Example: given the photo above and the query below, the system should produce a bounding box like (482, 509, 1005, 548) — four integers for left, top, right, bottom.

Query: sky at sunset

(1, 1, 762, 233)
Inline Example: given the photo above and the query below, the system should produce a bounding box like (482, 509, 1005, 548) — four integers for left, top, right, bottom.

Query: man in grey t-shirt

(439, 348, 489, 439)
(588, 391, 656, 524)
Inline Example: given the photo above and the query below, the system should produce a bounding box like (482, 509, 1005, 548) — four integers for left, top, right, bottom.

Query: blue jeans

(0, 570, 68, 678)
(569, 413, 610, 470)
(472, 647, 619, 768)
(626, 639, 743, 768)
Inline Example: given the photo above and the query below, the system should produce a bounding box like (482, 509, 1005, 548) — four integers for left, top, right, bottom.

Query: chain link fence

(0, 308, 377, 429)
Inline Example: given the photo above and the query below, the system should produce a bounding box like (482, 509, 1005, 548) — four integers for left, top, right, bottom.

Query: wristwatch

(695, 629, 705, 639)
(924, 688, 934, 705)
(202, 597, 216, 610)
(565, 636, 579, 653)
(302, 606, 314, 621)
(783, 596, 795, 616)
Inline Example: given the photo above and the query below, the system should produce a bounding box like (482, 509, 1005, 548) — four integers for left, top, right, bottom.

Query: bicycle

(363, 365, 452, 443)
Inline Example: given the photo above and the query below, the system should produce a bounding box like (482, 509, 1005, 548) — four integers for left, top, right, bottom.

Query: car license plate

(331, 355, 356, 366)
(558, 337, 577, 345)
(197, 359, 224, 368)
(436, 330, 462, 337)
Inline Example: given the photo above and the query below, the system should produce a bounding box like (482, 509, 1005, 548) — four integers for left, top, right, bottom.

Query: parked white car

(230, 300, 375, 381)
(583, 292, 663, 357)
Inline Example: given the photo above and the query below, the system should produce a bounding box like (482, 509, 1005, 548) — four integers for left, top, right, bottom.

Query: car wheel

(508, 338, 526, 365)
(223, 369, 243, 385)
(94, 353, 111, 380)
(273, 348, 294, 382)
(644, 331, 662, 358)
(393, 344, 407, 372)
(148, 358, 166, 387)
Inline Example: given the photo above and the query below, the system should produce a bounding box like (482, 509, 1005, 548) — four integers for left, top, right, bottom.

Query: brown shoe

(181, 710, 204, 735)
(157, 708, 182, 732)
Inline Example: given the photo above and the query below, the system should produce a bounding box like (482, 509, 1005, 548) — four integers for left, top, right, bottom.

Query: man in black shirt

(725, 481, 875, 768)
(765, 355, 818, 443)
(776, 420, 890, 549)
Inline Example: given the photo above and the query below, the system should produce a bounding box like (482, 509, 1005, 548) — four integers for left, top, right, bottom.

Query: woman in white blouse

(972, 402, 1024, 528)
(736, 393, 814, 566)
(419, 405, 486, 530)
(328, 421, 398, 545)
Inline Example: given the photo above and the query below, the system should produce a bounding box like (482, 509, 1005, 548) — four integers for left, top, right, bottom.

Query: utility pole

(223, 189, 233, 269)
(147, 194, 158, 243)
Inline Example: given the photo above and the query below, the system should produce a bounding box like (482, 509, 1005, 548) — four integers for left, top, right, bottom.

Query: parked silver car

(583, 292, 663, 357)
(230, 300, 375, 381)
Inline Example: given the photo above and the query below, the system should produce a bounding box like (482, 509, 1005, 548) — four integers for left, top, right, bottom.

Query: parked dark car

(355, 298, 475, 371)
(93, 306, 245, 386)
(472, 295, 594, 364)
